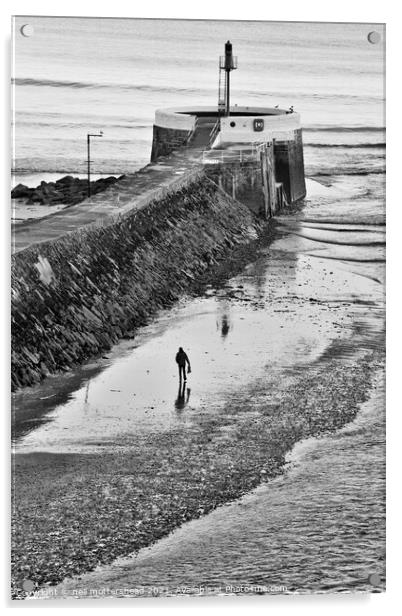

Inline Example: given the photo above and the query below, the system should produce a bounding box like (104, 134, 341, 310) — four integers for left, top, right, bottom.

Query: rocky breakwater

(11, 175, 263, 390)
(12, 175, 120, 206)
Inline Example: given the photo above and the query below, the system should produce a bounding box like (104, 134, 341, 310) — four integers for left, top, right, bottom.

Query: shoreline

(12, 344, 384, 599)
(11, 176, 385, 599)
(50, 371, 385, 598)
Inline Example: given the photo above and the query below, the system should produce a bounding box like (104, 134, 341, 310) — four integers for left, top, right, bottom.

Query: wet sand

(12, 178, 385, 598)
(49, 375, 385, 598)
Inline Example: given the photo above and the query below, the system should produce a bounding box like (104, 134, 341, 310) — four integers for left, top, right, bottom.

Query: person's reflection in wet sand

(175, 381, 191, 411)
(216, 299, 232, 340)
(83, 382, 90, 415)
(221, 314, 230, 338)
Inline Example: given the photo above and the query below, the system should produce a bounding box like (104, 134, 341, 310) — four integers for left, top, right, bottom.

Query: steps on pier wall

(150, 125, 192, 161)
(11, 176, 262, 390)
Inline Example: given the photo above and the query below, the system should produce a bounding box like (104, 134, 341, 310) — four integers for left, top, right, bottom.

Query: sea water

(12, 18, 384, 182)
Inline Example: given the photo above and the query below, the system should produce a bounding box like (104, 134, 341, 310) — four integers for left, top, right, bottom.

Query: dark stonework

(206, 162, 265, 216)
(274, 129, 306, 204)
(151, 125, 192, 161)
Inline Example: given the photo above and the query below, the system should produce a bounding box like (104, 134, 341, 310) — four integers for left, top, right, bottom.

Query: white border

(1, 1, 392, 22)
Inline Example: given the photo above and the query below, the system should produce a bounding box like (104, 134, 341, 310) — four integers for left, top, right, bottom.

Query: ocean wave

(13, 77, 98, 89)
(312, 169, 385, 177)
(12, 165, 133, 175)
(13, 78, 385, 107)
(308, 254, 385, 264)
(249, 91, 383, 103)
(289, 230, 385, 247)
(305, 143, 385, 149)
(12, 77, 206, 95)
(304, 126, 385, 133)
(300, 217, 385, 227)
(12, 170, 120, 176)
(14, 120, 151, 130)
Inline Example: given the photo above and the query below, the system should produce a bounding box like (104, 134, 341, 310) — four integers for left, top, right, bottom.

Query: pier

(11, 41, 307, 389)
(14, 41, 306, 255)
(13, 103, 305, 253)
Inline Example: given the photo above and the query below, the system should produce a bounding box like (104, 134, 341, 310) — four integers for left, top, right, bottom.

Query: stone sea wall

(11, 175, 262, 390)
(274, 129, 306, 203)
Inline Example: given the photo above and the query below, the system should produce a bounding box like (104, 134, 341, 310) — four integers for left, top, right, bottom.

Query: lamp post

(87, 131, 103, 197)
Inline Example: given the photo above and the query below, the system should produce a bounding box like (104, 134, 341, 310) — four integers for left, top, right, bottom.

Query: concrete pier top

(12, 149, 204, 254)
(154, 105, 297, 127)
(154, 105, 302, 148)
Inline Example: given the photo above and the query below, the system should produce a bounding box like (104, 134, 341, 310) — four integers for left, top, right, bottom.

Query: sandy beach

(12, 178, 385, 597)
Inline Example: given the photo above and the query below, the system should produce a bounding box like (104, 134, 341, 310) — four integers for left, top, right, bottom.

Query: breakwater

(11, 172, 262, 390)
(12, 175, 120, 206)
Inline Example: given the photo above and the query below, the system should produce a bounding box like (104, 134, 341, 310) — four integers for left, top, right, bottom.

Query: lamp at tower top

(219, 40, 238, 71)
(219, 40, 238, 117)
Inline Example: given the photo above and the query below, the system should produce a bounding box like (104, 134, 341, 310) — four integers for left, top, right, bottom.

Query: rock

(55, 175, 76, 186)
(48, 190, 66, 203)
(11, 184, 33, 199)
(27, 189, 47, 204)
(13, 175, 119, 206)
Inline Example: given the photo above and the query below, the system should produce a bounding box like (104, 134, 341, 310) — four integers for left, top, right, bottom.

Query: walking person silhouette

(175, 347, 191, 382)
